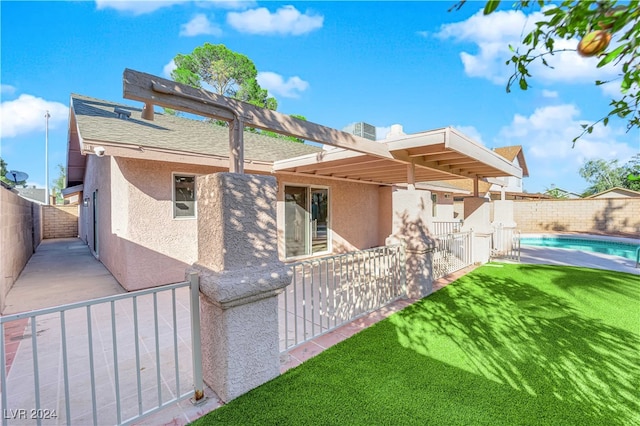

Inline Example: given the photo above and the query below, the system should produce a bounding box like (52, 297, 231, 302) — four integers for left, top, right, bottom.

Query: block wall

(514, 198, 640, 234)
(0, 188, 42, 312)
(43, 205, 79, 239)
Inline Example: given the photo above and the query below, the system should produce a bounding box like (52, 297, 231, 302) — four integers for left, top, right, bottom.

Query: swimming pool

(520, 234, 640, 261)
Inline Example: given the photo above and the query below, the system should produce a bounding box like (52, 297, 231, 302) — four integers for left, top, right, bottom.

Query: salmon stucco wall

(81, 155, 391, 288)
(276, 175, 383, 259)
(377, 186, 393, 245)
(110, 158, 224, 290)
(1, 188, 42, 312)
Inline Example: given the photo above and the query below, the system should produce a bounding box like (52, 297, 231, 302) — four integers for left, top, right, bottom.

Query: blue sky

(1, 1, 638, 194)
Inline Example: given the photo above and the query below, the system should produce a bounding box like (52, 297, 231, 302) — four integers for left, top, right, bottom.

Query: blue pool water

(520, 236, 639, 261)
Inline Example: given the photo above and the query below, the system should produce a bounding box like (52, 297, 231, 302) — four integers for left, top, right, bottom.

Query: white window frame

(172, 172, 197, 219)
(283, 183, 332, 261)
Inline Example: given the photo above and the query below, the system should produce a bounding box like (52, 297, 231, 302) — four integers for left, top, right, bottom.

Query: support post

(386, 189, 434, 298)
(229, 118, 244, 173)
(407, 163, 416, 191)
(189, 272, 205, 404)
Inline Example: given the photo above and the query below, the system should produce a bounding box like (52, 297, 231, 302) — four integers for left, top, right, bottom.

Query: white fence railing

(432, 231, 473, 280)
(279, 245, 406, 352)
(491, 224, 521, 261)
(432, 220, 463, 236)
(0, 274, 203, 426)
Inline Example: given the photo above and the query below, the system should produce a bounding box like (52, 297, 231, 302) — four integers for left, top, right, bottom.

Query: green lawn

(192, 264, 640, 425)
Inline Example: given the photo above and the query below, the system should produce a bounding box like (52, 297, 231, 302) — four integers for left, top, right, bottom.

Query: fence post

(470, 229, 475, 265)
(399, 243, 407, 296)
(189, 272, 205, 404)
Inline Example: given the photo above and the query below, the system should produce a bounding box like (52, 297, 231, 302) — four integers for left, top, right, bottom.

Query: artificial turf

(191, 264, 639, 425)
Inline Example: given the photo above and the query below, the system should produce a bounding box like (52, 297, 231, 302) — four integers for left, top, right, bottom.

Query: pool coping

(521, 233, 640, 245)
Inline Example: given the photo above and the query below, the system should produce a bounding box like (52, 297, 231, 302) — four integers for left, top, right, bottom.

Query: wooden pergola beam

(123, 69, 393, 174)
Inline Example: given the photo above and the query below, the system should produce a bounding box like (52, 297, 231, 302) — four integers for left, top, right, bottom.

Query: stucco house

(586, 187, 640, 199)
(66, 92, 521, 291)
(544, 187, 582, 199)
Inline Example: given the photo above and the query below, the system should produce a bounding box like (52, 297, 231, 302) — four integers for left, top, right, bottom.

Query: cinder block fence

(43, 205, 79, 239)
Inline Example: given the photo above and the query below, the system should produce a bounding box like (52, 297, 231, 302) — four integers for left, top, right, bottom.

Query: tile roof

(71, 94, 322, 162)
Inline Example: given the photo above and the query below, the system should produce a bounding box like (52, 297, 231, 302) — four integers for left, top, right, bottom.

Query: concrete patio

(2, 238, 637, 425)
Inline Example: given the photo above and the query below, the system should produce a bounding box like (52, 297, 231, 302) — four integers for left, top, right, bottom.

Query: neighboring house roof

(14, 187, 47, 204)
(68, 94, 322, 185)
(492, 145, 529, 177)
(416, 180, 471, 194)
(586, 187, 640, 198)
(439, 178, 492, 195)
(544, 187, 582, 198)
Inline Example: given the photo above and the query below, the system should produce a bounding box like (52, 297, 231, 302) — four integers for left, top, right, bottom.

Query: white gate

(432, 231, 473, 280)
(0, 274, 204, 426)
(491, 223, 521, 261)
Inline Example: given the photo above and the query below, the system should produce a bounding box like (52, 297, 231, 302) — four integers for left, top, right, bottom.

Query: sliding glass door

(284, 186, 329, 258)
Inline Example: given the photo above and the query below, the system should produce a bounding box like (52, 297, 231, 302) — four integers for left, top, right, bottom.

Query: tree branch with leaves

(455, 1, 639, 143)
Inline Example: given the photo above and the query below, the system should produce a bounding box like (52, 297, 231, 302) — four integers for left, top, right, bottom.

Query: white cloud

(497, 104, 637, 191)
(196, 0, 256, 9)
(454, 125, 484, 145)
(227, 5, 323, 35)
(180, 13, 222, 36)
(257, 72, 309, 98)
(437, 9, 620, 88)
(1, 84, 16, 96)
(0, 95, 68, 138)
(163, 59, 177, 78)
(95, 0, 188, 15)
(541, 89, 558, 98)
(376, 126, 392, 141)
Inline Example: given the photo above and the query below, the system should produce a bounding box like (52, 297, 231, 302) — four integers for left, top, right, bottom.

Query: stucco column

(461, 197, 492, 264)
(386, 189, 434, 298)
(190, 173, 291, 402)
(492, 200, 516, 228)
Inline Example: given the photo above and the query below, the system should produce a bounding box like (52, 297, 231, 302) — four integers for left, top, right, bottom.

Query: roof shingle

(72, 94, 322, 162)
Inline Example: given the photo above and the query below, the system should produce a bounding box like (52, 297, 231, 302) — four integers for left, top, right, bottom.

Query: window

(173, 174, 195, 218)
(284, 185, 330, 258)
(431, 193, 437, 217)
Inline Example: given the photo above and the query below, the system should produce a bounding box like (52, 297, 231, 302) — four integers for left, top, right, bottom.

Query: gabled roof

(586, 187, 640, 198)
(67, 94, 322, 185)
(492, 145, 529, 177)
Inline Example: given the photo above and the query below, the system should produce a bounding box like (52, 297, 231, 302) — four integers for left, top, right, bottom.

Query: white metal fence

(431, 220, 463, 236)
(491, 223, 521, 261)
(0, 274, 203, 426)
(432, 231, 473, 280)
(279, 245, 406, 352)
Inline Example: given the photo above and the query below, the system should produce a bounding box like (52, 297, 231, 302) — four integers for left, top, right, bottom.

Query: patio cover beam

(123, 69, 393, 172)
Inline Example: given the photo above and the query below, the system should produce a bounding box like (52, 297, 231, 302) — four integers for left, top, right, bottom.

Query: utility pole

(45, 110, 50, 205)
